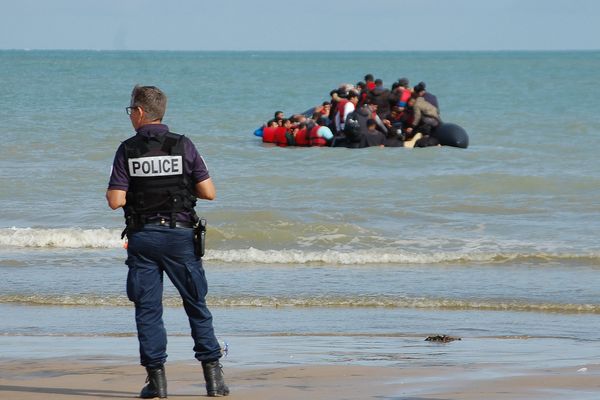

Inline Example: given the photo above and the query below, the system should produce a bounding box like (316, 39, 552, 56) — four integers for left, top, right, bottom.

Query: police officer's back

(106, 85, 229, 398)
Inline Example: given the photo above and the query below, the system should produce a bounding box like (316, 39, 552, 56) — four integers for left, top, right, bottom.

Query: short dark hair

(274, 110, 284, 118)
(364, 74, 374, 81)
(130, 85, 167, 122)
(374, 79, 383, 86)
(316, 117, 328, 125)
(397, 77, 410, 87)
(337, 90, 348, 99)
(414, 84, 426, 93)
(347, 91, 359, 100)
(367, 119, 376, 127)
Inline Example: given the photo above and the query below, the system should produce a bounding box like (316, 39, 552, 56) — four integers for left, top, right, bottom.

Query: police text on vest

(128, 156, 183, 177)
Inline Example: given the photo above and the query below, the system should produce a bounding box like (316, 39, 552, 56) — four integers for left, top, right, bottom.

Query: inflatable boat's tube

(255, 121, 469, 149)
(433, 123, 469, 149)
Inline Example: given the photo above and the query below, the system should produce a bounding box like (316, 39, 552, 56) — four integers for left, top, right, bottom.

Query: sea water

(1, 50, 600, 367)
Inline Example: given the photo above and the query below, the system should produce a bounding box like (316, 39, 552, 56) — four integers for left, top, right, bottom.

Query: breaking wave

(2, 227, 599, 266)
(0, 227, 122, 249)
(1, 293, 598, 314)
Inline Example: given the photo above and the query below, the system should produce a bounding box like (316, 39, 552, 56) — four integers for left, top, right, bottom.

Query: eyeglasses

(125, 106, 138, 115)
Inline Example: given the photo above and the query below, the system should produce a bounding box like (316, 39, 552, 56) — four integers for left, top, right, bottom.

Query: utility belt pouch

(121, 213, 137, 239)
(194, 218, 207, 257)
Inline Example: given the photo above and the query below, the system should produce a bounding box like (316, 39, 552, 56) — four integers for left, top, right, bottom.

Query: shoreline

(2, 334, 599, 399)
(1, 358, 598, 400)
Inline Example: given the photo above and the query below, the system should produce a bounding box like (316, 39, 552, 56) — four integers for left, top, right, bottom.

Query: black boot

(140, 366, 167, 398)
(202, 360, 229, 397)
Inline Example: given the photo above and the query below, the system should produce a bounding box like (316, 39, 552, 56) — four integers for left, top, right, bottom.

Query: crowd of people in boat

(258, 74, 443, 148)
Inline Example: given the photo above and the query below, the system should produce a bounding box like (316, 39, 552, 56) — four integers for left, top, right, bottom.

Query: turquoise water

(1, 50, 600, 366)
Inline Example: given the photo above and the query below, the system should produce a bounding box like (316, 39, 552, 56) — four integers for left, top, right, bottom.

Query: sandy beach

(1, 358, 598, 400)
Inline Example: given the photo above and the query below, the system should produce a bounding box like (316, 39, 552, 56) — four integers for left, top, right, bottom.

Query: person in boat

(334, 90, 359, 133)
(382, 105, 406, 133)
(389, 105, 406, 127)
(263, 110, 285, 128)
(328, 89, 340, 117)
(341, 100, 388, 148)
(293, 117, 333, 147)
(383, 126, 404, 147)
(391, 77, 412, 109)
(364, 73, 376, 91)
(414, 82, 439, 111)
(405, 93, 440, 136)
(274, 110, 284, 125)
(364, 101, 389, 133)
(367, 79, 392, 119)
(313, 101, 331, 127)
(397, 99, 416, 142)
(291, 114, 308, 125)
(282, 118, 293, 131)
(364, 119, 386, 148)
(330, 89, 349, 130)
(355, 81, 369, 106)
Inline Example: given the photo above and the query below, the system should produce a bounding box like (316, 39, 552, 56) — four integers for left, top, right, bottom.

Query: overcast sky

(1, 0, 598, 51)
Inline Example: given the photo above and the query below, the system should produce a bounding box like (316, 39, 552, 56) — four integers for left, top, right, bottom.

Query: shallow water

(1, 50, 600, 365)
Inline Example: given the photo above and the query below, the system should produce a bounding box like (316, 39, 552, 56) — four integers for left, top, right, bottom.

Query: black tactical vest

(122, 132, 197, 226)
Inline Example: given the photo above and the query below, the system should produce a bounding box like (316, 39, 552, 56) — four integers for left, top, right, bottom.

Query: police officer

(106, 85, 229, 398)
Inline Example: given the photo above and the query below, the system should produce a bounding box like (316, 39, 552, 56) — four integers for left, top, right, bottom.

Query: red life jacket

(262, 127, 277, 143)
(273, 127, 288, 147)
(336, 99, 349, 123)
(366, 81, 376, 91)
(400, 89, 411, 103)
(359, 91, 368, 106)
(309, 125, 327, 147)
(294, 128, 310, 146)
(262, 127, 289, 146)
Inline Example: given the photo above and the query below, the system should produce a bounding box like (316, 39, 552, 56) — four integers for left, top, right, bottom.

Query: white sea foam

(0, 227, 122, 249)
(206, 248, 600, 265)
(1, 228, 598, 265)
(1, 293, 598, 314)
(207, 247, 484, 264)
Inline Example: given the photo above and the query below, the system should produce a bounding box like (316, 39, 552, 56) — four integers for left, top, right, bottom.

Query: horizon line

(2, 48, 599, 53)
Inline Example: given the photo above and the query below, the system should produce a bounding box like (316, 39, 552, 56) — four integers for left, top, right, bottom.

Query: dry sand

(1, 358, 598, 400)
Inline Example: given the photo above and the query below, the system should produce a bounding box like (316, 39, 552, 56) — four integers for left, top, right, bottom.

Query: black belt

(144, 219, 194, 228)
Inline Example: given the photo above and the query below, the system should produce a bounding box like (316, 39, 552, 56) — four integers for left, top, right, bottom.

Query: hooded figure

(367, 85, 391, 119)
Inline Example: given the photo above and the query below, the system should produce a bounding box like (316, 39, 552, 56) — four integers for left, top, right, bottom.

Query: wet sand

(1, 358, 598, 400)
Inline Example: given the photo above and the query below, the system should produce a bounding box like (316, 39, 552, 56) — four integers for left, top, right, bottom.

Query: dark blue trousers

(125, 225, 222, 368)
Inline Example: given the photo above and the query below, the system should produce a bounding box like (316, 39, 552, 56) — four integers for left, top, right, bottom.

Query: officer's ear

(132, 107, 147, 128)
